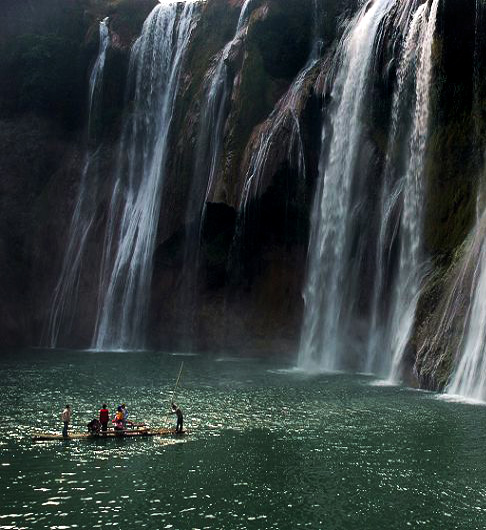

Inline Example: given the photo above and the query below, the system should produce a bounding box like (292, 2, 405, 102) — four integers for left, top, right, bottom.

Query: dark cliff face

(1, 0, 90, 347)
(0, 0, 156, 347)
(411, 0, 486, 390)
(1, 0, 485, 385)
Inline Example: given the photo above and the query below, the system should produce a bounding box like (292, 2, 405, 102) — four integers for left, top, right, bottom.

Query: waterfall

(238, 0, 322, 213)
(93, 2, 197, 351)
(88, 18, 110, 138)
(236, 0, 254, 31)
(226, 0, 322, 290)
(238, 64, 313, 213)
(443, 0, 486, 402)
(43, 18, 110, 348)
(298, 0, 439, 376)
(366, 0, 439, 379)
(447, 217, 486, 402)
(298, 0, 397, 372)
(175, 0, 254, 347)
(418, 214, 486, 401)
(188, 0, 253, 224)
(387, 0, 439, 382)
(365, 4, 424, 374)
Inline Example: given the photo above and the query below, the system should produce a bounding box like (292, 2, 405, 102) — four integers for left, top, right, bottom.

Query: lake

(1, 349, 485, 529)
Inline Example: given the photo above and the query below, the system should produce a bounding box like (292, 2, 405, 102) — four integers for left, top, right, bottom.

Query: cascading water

(411, 0, 486, 398)
(238, 1, 321, 214)
(191, 0, 253, 211)
(88, 18, 110, 138)
(175, 0, 254, 346)
(442, 0, 486, 402)
(43, 18, 110, 348)
(225, 0, 322, 289)
(365, 4, 425, 375)
(298, 0, 439, 376)
(93, 2, 197, 351)
(366, 0, 440, 380)
(298, 0, 397, 372)
(185, 0, 253, 231)
(237, 67, 312, 217)
(387, 0, 439, 382)
(446, 216, 486, 402)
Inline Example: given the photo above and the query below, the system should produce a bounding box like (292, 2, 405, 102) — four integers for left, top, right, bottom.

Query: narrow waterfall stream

(387, 0, 439, 382)
(176, 0, 254, 346)
(446, 219, 486, 402)
(442, 0, 486, 402)
(226, 0, 322, 284)
(93, 2, 198, 351)
(366, 3, 426, 375)
(186, 0, 254, 225)
(238, 0, 321, 214)
(43, 18, 110, 348)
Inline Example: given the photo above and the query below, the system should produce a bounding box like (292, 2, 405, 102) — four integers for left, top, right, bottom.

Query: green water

(1, 350, 486, 530)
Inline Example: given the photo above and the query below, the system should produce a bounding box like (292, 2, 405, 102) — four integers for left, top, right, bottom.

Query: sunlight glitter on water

(1, 350, 486, 529)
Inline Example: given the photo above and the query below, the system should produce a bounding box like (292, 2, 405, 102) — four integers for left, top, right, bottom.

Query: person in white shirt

(121, 403, 128, 428)
(62, 404, 71, 437)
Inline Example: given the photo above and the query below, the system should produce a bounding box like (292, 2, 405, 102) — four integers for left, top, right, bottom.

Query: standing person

(121, 403, 128, 428)
(171, 402, 183, 433)
(62, 404, 71, 437)
(99, 404, 110, 434)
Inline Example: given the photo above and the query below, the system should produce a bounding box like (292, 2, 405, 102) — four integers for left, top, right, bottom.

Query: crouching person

(87, 418, 101, 436)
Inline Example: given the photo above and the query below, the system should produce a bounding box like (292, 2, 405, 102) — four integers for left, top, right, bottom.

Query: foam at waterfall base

(437, 393, 486, 406)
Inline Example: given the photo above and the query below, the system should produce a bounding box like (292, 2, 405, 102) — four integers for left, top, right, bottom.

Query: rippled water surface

(1, 350, 486, 529)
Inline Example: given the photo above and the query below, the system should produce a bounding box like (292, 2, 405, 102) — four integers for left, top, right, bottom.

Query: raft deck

(32, 427, 185, 442)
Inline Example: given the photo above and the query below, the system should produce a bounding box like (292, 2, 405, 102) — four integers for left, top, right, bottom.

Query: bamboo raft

(32, 427, 186, 442)
(34, 362, 189, 443)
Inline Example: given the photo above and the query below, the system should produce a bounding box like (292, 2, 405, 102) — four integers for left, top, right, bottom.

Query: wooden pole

(165, 361, 184, 427)
(170, 361, 184, 404)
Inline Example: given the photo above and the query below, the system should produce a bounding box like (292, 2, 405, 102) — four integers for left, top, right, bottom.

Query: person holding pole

(171, 402, 184, 433)
(166, 362, 184, 433)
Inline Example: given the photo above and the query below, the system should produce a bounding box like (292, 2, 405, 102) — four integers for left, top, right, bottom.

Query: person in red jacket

(99, 404, 110, 434)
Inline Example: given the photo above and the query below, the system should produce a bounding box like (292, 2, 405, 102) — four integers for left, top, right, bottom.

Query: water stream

(298, 0, 439, 379)
(238, 1, 321, 215)
(444, 0, 486, 402)
(298, 0, 397, 372)
(387, 0, 439, 382)
(93, 3, 198, 351)
(43, 18, 110, 348)
(176, 0, 254, 347)
(446, 214, 486, 402)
